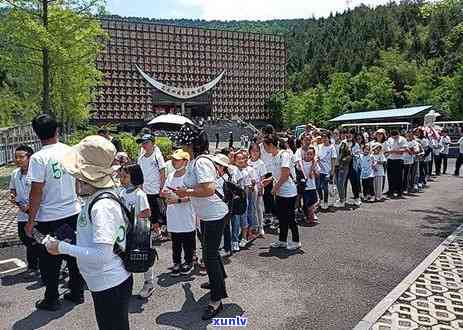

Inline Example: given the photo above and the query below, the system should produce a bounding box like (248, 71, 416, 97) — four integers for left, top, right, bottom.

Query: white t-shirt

(403, 140, 418, 165)
(248, 159, 266, 187)
(183, 156, 229, 221)
(440, 136, 451, 155)
(301, 161, 319, 190)
(120, 186, 150, 221)
(385, 136, 408, 160)
(271, 150, 297, 198)
(9, 168, 31, 222)
(318, 145, 337, 174)
(372, 154, 386, 177)
(27, 143, 80, 222)
(138, 146, 166, 195)
(259, 143, 272, 174)
(164, 172, 196, 233)
(459, 137, 463, 154)
(75, 191, 130, 292)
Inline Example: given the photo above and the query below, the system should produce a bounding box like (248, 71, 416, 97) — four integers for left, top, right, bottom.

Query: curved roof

(136, 65, 225, 100)
(329, 105, 433, 122)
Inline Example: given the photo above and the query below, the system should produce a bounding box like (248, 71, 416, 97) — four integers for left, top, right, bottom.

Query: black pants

(92, 275, 133, 330)
(427, 156, 433, 177)
(348, 162, 361, 199)
(146, 194, 163, 225)
(18, 222, 39, 270)
(362, 178, 374, 197)
(263, 174, 275, 215)
(222, 215, 232, 253)
(171, 231, 196, 265)
(36, 214, 83, 301)
(402, 164, 412, 192)
(276, 196, 299, 243)
(441, 154, 448, 174)
(387, 159, 404, 196)
(434, 154, 442, 175)
(455, 153, 463, 176)
(419, 161, 428, 184)
(201, 218, 228, 302)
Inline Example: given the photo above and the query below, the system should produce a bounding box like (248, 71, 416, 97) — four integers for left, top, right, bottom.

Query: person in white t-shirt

(261, 134, 301, 251)
(300, 146, 320, 224)
(137, 134, 166, 237)
(317, 133, 337, 209)
(119, 163, 154, 299)
(45, 135, 132, 330)
(385, 131, 408, 197)
(439, 129, 451, 174)
(25, 114, 83, 311)
(9, 144, 39, 275)
(174, 122, 228, 320)
(248, 143, 266, 237)
(161, 149, 196, 277)
(371, 143, 387, 201)
(259, 124, 276, 218)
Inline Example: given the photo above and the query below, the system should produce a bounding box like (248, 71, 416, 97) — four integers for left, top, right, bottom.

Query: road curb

(353, 223, 463, 330)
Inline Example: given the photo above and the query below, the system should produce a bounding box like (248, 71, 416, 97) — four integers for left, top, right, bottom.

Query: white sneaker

(354, 198, 362, 206)
(287, 241, 302, 250)
(232, 242, 240, 252)
(239, 239, 248, 248)
(259, 228, 265, 237)
(270, 241, 287, 248)
(334, 201, 345, 208)
(138, 282, 154, 299)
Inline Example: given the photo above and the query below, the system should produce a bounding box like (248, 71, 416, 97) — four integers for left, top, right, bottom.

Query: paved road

(0, 173, 462, 329)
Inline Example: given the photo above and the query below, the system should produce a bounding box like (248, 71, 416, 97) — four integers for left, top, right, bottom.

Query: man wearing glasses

(137, 134, 166, 237)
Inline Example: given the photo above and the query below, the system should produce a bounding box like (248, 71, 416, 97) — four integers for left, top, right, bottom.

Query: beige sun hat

(62, 135, 117, 188)
(212, 154, 230, 168)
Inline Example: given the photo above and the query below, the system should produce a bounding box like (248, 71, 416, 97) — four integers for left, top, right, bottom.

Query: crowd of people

(7, 114, 463, 329)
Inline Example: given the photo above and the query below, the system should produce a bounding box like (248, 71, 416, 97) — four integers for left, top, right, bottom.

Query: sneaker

(239, 239, 248, 248)
(321, 202, 329, 210)
(354, 198, 362, 206)
(232, 242, 240, 252)
(258, 228, 265, 237)
(334, 201, 345, 208)
(138, 282, 154, 299)
(35, 299, 61, 311)
(220, 250, 232, 258)
(287, 241, 302, 250)
(180, 263, 194, 275)
(170, 264, 181, 277)
(63, 292, 84, 305)
(270, 241, 287, 248)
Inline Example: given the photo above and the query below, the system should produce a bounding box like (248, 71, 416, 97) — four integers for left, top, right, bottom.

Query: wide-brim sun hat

(375, 128, 386, 135)
(212, 154, 230, 168)
(62, 135, 117, 188)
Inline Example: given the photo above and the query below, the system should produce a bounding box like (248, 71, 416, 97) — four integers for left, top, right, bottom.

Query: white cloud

(178, 0, 393, 20)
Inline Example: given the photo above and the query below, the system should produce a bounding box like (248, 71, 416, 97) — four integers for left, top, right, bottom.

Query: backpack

(195, 156, 247, 216)
(88, 192, 158, 273)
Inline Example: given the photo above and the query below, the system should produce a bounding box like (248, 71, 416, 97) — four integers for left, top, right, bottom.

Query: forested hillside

(113, 0, 463, 127)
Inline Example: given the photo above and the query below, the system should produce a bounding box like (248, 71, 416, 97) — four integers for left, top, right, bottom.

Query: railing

(0, 125, 42, 166)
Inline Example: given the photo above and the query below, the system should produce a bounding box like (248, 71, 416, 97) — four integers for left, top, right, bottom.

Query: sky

(106, 0, 394, 21)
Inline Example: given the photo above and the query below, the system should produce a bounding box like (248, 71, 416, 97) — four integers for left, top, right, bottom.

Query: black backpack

(195, 156, 247, 216)
(88, 192, 158, 273)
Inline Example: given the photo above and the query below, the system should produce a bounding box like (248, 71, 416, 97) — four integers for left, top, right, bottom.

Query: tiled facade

(91, 17, 287, 124)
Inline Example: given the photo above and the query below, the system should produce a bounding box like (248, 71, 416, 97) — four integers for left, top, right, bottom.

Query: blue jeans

(246, 190, 256, 229)
(232, 213, 246, 243)
(317, 173, 329, 203)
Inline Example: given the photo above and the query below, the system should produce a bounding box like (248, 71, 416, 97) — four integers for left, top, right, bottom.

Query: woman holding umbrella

(174, 122, 229, 320)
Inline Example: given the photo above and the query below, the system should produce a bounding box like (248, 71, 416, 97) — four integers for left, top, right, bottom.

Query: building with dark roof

(91, 16, 287, 128)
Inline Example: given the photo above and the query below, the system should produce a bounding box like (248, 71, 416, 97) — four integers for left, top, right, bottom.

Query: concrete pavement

(0, 173, 462, 329)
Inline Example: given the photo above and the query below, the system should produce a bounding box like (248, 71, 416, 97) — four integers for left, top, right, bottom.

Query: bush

(66, 128, 174, 161)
